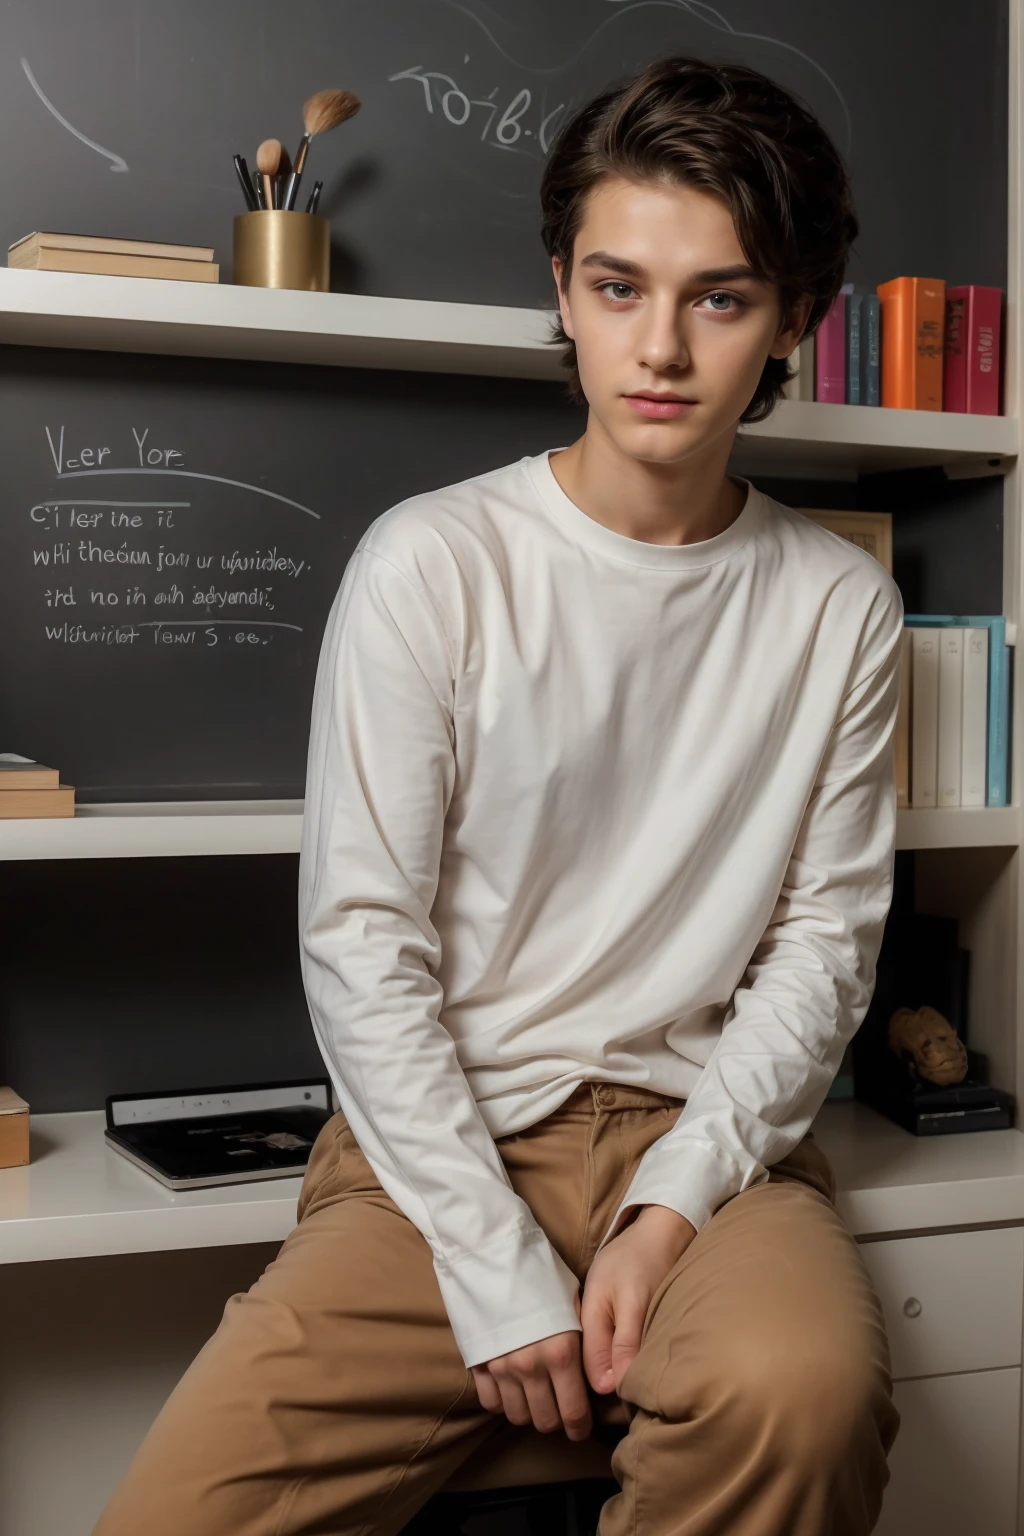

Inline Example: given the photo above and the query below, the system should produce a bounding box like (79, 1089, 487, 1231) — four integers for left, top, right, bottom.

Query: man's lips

(624, 393, 697, 418)
(626, 392, 696, 402)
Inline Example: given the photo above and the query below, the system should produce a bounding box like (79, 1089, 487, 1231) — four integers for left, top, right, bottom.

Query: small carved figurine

(888, 1005, 969, 1087)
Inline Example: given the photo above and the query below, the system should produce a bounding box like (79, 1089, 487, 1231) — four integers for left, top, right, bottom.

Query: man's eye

(596, 281, 637, 301)
(702, 292, 746, 313)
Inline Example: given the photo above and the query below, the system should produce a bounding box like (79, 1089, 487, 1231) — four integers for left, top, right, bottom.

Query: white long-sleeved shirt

(297, 446, 905, 1369)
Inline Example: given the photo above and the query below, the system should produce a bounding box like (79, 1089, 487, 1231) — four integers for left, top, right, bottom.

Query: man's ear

(552, 256, 575, 341)
(769, 294, 814, 360)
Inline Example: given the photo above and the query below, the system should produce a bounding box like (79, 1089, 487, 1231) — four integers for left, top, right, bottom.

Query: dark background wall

(0, 0, 1008, 1109)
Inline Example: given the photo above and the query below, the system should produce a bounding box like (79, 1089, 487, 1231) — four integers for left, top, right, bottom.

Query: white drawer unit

(859, 1227, 1024, 1381)
(874, 1367, 1021, 1536)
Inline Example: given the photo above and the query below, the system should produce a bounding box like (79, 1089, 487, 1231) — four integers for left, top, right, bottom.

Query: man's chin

(599, 407, 731, 469)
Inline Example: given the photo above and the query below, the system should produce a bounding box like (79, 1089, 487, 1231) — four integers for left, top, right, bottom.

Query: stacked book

(783, 279, 1002, 413)
(0, 753, 75, 818)
(8, 231, 218, 282)
(894, 617, 1011, 809)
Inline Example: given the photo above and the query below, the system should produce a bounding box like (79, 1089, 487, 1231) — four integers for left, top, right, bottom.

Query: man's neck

(548, 419, 746, 547)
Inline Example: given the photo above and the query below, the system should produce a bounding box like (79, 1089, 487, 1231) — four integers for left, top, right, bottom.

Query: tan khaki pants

(93, 1082, 900, 1536)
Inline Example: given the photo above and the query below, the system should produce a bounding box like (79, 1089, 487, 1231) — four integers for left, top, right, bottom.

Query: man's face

(552, 174, 810, 466)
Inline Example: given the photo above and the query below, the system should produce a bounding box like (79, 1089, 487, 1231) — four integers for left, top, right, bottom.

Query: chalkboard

(0, 2, 1009, 1110)
(0, 0, 1008, 302)
(1, 345, 1003, 804)
(0, 346, 586, 800)
(0, 0, 1009, 802)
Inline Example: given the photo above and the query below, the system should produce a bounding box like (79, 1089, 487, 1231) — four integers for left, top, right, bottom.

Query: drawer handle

(903, 1296, 923, 1319)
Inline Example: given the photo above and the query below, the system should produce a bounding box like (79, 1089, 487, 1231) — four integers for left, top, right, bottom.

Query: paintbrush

(256, 138, 286, 210)
(305, 179, 323, 214)
(274, 144, 293, 212)
(233, 153, 259, 211)
(282, 88, 360, 211)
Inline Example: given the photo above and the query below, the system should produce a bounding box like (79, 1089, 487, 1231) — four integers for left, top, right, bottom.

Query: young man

(95, 54, 903, 1536)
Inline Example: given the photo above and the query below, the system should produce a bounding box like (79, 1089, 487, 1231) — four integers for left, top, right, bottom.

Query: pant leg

(91, 1111, 503, 1536)
(594, 1131, 901, 1536)
(92, 1082, 898, 1536)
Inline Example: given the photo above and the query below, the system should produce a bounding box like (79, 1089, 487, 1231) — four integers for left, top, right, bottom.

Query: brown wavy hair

(538, 55, 858, 424)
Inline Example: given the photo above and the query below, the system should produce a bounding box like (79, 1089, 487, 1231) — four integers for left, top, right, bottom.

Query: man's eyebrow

(577, 251, 762, 284)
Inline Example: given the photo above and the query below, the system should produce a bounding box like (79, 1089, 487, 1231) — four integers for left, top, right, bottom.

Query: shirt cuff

(592, 1137, 766, 1255)
(433, 1214, 583, 1369)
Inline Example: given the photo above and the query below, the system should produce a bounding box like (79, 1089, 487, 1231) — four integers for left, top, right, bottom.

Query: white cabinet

(874, 1369, 1021, 1536)
(860, 1227, 1024, 1380)
(860, 1231, 1024, 1536)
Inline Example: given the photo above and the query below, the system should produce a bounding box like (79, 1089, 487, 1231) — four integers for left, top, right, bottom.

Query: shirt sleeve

(593, 578, 906, 1251)
(297, 542, 583, 1369)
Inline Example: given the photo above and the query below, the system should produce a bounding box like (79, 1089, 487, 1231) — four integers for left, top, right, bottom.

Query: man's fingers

(470, 1365, 502, 1414)
(492, 1372, 533, 1427)
(519, 1372, 565, 1435)
(580, 1286, 617, 1393)
(609, 1298, 647, 1393)
(485, 1335, 593, 1440)
(549, 1353, 593, 1441)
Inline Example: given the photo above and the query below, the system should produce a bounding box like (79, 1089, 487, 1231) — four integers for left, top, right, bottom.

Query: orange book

(877, 276, 945, 409)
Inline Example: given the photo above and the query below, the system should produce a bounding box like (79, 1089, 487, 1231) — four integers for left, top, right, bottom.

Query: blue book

(861, 295, 881, 406)
(845, 292, 862, 404)
(903, 615, 1010, 806)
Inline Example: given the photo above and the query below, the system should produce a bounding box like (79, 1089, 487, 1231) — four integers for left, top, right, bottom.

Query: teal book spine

(987, 617, 1009, 806)
(846, 293, 862, 405)
(903, 615, 1009, 805)
(862, 295, 881, 406)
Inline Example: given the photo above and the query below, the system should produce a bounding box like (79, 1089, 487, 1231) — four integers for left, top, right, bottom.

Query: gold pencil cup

(232, 211, 330, 292)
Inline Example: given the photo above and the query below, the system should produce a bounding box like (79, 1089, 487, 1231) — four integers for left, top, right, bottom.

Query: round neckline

(526, 446, 763, 570)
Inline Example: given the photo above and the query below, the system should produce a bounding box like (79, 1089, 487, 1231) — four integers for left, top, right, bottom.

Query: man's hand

(471, 1206, 697, 1438)
(581, 1205, 697, 1396)
(470, 1290, 593, 1441)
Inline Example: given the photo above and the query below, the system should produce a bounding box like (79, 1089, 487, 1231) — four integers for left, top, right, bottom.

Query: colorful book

(944, 285, 1003, 415)
(895, 629, 912, 807)
(0, 785, 75, 818)
(904, 615, 1010, 806)
(861, 295, 881, 406)
(10, 247, 219, 282)
(782, 334, 815, 401)
(961, 628, 990, 807)
(910, 629, 940, 807)
(936, 628, 963, 806)
(876, 276, 945, 409)
(842, 285, 863, 404)
(0, 753, 59, 788)
(815, 291, 846, 402)
(9, 231, 214, 262)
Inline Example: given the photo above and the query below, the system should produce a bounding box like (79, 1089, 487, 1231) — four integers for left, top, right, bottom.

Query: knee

(746, 1338, 895, 1462)
(663, 1327, 897, 1466)
(773, 1339, 890, 1443)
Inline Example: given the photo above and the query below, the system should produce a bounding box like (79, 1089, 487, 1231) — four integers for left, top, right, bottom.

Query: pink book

(944, 285, 1003, 414)
(815, 292, 846, 402)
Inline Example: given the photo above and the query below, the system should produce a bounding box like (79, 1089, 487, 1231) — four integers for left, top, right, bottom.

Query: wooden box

(0, 1087, 29, 1167)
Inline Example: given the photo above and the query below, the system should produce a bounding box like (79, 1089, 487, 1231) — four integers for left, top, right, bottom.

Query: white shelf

(895, 805, 1022, 849)
(0, 270, 1015, 475)
(813, 1100, 1024, 1237)
(0, 800, 1017, 861)
(0, 1110, 303, 1263)
(0, 799, 304, 859)
(0, 268, 559, 379)
(734, 397, 1017, 477)
(2, 1100, 1020, 1264)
